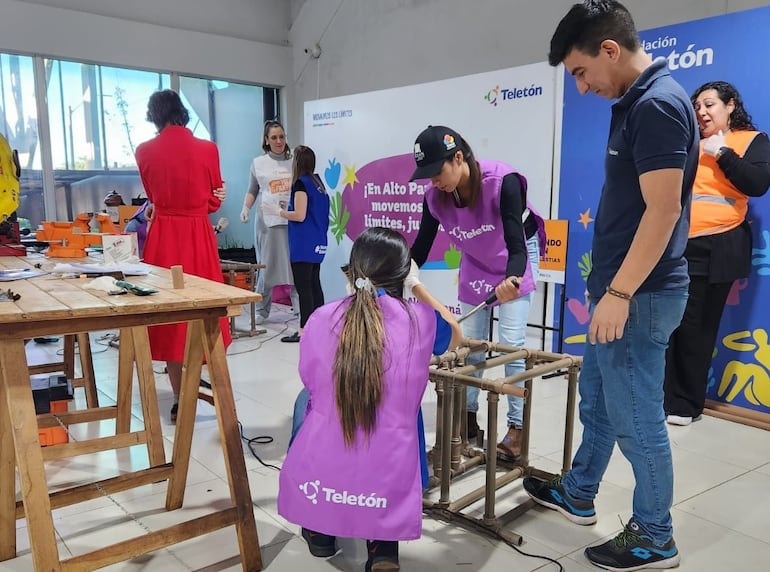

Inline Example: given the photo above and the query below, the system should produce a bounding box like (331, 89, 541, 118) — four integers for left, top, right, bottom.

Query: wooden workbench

(0, 255, 263, 571)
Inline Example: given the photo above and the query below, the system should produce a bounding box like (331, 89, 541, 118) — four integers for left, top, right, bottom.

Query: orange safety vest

(690, 130, 758, 238)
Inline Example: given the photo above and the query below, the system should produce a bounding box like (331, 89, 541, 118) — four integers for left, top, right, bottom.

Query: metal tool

(457, 292, 497, 324)
(36, 212, 119, 257)
(456, 278, 520, 324)
(114, 280, 158, 296)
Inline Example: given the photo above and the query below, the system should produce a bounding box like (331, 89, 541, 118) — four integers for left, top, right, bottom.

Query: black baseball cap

(409, 125, 465, 181)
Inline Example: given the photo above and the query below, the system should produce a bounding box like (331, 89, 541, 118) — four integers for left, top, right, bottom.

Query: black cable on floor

(425, 507, 564, 571)
(502, 539, 564, 571)
(237, 420, 281, 471)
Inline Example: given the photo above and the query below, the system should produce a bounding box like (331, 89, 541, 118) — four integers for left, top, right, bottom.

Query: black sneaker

(170, 403, 178, 423)
(365, 540, 399, 572)
(585, 519, 680, 571)
(522, 475, 597, 525)
(300, 527, 338, 558)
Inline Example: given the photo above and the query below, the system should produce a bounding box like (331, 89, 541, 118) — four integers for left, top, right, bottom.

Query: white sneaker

(666, 414, 693, 426)
(254, 314, 267, 325)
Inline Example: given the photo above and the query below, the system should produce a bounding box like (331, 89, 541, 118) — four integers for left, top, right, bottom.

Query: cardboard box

(102, 233, 139, 264)
(117, 205, 140, 232)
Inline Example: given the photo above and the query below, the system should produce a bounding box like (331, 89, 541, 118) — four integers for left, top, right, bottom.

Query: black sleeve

(717, 132, 770, 197)
(500, 173, 527, 278)
(410, 198, 439, 266)
(288, 178, 306, 210)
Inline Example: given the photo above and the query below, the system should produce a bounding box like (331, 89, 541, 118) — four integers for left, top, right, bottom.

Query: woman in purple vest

(278, 227, 461, 572)
(410, 125, 545, 463)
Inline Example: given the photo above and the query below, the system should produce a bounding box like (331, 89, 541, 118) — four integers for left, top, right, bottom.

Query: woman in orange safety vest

(664, 81, 770, 426)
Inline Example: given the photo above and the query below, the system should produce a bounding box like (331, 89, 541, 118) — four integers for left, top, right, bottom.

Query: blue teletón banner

(558, 6, 770, 414)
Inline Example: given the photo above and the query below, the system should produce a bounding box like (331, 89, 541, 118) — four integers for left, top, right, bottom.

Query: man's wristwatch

(714, 146, 729, 160)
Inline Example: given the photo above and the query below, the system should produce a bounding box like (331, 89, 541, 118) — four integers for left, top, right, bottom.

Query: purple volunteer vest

(425, 160, 545, 305)
(277, 296, 436, 541)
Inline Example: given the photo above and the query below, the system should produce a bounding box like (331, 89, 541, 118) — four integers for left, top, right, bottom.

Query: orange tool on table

(36, 212, 118, 258)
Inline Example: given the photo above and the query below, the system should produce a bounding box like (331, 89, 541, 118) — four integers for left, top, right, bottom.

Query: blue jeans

(465, 235, 540, 428)
(562, 290, 688, 545)
(289, 388, 310, 448)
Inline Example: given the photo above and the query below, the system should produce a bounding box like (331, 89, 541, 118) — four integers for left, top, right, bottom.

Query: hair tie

(354, 277, 373, 293)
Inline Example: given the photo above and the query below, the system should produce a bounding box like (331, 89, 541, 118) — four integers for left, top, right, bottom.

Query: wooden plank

(115, 328, 135, 434)
(33, 277, 119, 316)
(139, 270, 261, 305)
(165, 320, 204, 511)
(6, 278, 72, 316)
(36, 406, 117, 428)
(76, 332, 99, 408)
(16, 465, 174, 519)
(41, 431, 145, 461)
(130, 327, 165, 467)
(0, 256, 37, 270)
(0, 338, 62, 571)
(0, 299, 24, 320)
(0, 356, 16, 561)
(0, 307, 229, 339)
(202, 316, 263, 570)
(705, 399, 770, 431)
(63, 335, 76, 379)
(0, 259, 259, 327)
(61, 508, 240, 572)
(28, 361, 66, 375)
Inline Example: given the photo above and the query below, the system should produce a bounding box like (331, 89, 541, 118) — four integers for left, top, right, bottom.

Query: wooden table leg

(76, 332, 99, 408)
(0, 339, 62, 571)
(129, 326, 166, 467)
(63, 334, 76, 380)
(0, 358, 15, 561)
(202, 317, 262, 570)
(165, 321, 204, 511)
(115, 328, 135, 434)
(165, 318, 262, 570)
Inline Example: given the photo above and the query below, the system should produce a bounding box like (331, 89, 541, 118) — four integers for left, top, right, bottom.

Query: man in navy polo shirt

(523, 2, 698, 571)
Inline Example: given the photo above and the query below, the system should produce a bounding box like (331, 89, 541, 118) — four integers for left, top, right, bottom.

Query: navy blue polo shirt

(587, 58, 699, 300)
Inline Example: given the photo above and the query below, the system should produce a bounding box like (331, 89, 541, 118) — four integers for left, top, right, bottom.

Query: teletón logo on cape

(299, 479, 388, 509)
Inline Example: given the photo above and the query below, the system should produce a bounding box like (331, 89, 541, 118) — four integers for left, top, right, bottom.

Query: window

(0, 50, 280, 250)
(0, 53, 41, 230)
(45, 60, 169, 220)
(179, 76, 274, 249)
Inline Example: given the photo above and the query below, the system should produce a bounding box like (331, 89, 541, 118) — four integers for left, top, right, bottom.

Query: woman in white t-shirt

(240, 120, 300, 322)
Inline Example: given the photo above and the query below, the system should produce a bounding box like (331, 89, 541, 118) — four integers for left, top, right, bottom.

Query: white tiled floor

(8, 305, 770, 571)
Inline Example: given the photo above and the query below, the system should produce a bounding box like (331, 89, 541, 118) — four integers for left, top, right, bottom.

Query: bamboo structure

(423, 339, 582, 547)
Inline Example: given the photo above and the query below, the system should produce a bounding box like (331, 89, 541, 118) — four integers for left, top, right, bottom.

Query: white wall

(0, 0, 291, 86)
(287, 0, 770, 142)
(6, 0, 767, 135)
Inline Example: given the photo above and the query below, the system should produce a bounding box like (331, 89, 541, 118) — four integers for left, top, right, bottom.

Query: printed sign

(539, 220, 568, 284)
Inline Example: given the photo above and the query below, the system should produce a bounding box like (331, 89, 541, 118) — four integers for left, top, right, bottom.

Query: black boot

(301, 527, 338, 557)
(365, 540, 399, 571)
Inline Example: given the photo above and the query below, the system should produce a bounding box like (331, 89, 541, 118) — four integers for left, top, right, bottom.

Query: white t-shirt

(251, 153, 292, 227)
